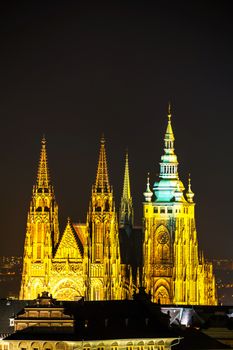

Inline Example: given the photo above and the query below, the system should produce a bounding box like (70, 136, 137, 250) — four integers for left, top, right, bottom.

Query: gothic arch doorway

(154, 285, 170, 304)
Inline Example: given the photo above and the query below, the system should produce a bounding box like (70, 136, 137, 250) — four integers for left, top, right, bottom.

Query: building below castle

(20, 107, 217, 305)
(3, 291, 183, 350)
(2, 293, 232, 350)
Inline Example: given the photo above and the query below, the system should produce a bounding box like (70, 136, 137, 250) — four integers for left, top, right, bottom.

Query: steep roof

(54, 219, 84, 259)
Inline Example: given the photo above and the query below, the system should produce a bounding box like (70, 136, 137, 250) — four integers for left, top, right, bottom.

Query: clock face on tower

(157, 231, 169, 245)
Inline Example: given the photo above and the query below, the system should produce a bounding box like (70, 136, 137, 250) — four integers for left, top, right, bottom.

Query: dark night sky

(0, 1, 232, 259)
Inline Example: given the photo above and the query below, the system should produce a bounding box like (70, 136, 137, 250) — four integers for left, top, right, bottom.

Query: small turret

(186, 174, 195, 203)
(143, 173, 153, 202)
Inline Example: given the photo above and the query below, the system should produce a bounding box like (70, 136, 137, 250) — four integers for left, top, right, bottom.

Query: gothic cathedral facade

(20, 137, 132, 301)
(20, 108, 217, 305)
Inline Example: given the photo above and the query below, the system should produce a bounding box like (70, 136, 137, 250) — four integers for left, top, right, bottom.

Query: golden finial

(146, 172, 152, 189)
(101, 133, 105, 144)
(186, 173, 194, 202)
(168, 102, 172, 121)
(42, 134, 46, 145)
(144, 171, 153, 201)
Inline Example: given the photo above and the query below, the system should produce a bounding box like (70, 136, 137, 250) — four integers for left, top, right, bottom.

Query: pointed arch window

(152, 226, 171, 265)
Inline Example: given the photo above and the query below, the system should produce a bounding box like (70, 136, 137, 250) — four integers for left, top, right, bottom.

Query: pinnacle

(168, 101, 172, 120)
(36, 137, 50, 188)
(165, 105, 174, 141)
(143, 172, 153, 202)
(119, 150, 134, 227)
(101, 133, 105, 144)
(122, 150, 131, 200)
(94, 136, 110, 192)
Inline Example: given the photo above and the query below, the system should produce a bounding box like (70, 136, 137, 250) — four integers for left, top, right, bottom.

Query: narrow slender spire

(119, 151, 133, 227)
(159, 104, 178, 179)
(153, 105, 181, 202)
(94, 135, 110, 192)
(122, 151, 131, 200)
(37, 137, 50, 188)
(164, 103, 175, 150)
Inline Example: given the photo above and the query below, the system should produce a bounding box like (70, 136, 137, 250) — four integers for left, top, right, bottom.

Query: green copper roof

(153, 106, 185, 203)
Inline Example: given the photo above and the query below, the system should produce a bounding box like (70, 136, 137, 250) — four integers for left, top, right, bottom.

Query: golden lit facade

(20, 110, 216, 305)
(119, 152, 134, 229)
(142, 107, 216, 305)
(20, 138, 85, 300)
(85, 136, 125, 300)
(20, 137, 128, 301)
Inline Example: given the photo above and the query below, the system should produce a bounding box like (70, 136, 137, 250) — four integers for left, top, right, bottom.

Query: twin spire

(37, 137, 50, 188)
(94, 136, 134, 227)
(94, 135, 110, 193)
(36, 105, 193, 210)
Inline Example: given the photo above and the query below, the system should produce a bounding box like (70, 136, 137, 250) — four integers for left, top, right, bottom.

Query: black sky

(0, 1, 233, 258)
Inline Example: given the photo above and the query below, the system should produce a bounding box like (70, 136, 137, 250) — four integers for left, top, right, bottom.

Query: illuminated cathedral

(20, 107, 217, 305)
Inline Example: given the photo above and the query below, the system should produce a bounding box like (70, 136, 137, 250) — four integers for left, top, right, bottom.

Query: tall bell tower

(20, 138, 60, 299)
(86, 136, 122, 300)
(142, 106, 216, 305)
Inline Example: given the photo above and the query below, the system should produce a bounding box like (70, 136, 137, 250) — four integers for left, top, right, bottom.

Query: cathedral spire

(122, 151, 131, 199)
(153, 104, 181, 202)
(94, 135, 110, 193)
(164, 103, 175, 155)
(159, 104, 179, 179)
(37, 137, 50, 188)
(119, 151, 133, 227)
